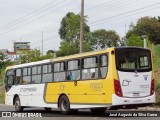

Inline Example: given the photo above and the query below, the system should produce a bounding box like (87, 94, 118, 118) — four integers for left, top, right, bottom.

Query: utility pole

(125, 24, 126, 40)
(42, 31, 44, 55)
(20, 37, 22, 52)
(141, 35, 147, 48)
(80, 0, 84, 53)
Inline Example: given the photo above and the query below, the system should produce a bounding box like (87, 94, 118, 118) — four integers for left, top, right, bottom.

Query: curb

(138, 107, 160, 111)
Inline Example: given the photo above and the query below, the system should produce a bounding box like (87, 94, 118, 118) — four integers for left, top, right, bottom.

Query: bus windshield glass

(116, 48, 152, 72)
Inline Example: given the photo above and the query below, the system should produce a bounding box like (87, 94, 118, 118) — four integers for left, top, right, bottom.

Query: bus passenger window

(32, 66, 41, 84)
(99, 55, 108, 78)
(82, 57, 98, 80)
(54, 62, 65, 82)
(67, 60, 80, 80)
(38, 66, 41, 74)
(22, 68, 31, 84)
(15, 69, 22, 85)
(43, 65, 48, 74)
(42, 64, 53, 83)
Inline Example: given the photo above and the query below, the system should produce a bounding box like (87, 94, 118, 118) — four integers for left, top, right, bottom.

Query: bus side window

(54, 62, 65, 82)
(42, 64, 53, 83)
(7, 76, 14, 86)
(22, 68, 31, 84)
(99, 55, 108, 78)
(82, 56, 98, 80)
(67, 60, 80, 80)
(4, 69, 14, 91)
(4, 75, 13, 92)
(15, 69, 22, 85)
(32, 66, 41, 84)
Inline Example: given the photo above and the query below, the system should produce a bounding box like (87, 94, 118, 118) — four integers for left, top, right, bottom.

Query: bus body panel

(113, 47, 155, 106)
(45, 79, 114, 105)
(45, 49, 115, 106)
(5, 84, 56, 108)
(112, 93, 155, 105)
(118, 71, 152, 98)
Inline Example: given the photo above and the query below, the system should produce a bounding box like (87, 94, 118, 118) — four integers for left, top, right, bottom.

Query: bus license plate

(133, 93, 140, 97)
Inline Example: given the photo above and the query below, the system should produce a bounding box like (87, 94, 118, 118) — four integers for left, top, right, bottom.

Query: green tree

(56, 42, 78, 57)
(19, 49, 41, 63)
(59, 12, 72, 41)
(59, 12, 90, 42)
(127, 34, 151, 47)
(91, 29, 120, 50)
(0, 52, 11, 75)
(47, 50, 55, 54)
(46, 50, 56, 58)
(127, 34, 143, 47)
(20, 49, 56, 64)
(56, 41, 92, 57)
(126, 16, 160, 44)
(58, 12, 92, 56)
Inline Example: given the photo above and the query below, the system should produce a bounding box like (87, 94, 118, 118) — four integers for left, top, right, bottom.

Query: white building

(5, 52, 20, 61)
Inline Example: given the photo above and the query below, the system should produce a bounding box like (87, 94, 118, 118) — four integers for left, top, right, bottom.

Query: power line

(8, 1, 129, 45)
(91, 5, 160, 27)
(0, 0, 66, 32)
(0, 0, 75, 37)
(0, 0, 61, 31)
(3, 0, 78, 41)
(86, 0, 118, 11)
(2, 0, 78, 49)
(12, 22, 59, 40)
(90, 2, 160, 25)
(88, 0, 133, 17)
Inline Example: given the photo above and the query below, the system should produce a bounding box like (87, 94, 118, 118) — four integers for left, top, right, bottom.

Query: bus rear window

(116, 48, 152, 72)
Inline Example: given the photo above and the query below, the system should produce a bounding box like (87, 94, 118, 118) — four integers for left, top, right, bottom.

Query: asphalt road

(0, 104, 159, 120)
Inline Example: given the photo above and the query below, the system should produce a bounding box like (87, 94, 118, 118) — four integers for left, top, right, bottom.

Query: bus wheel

(44, 107, 52, 111)
(90, 108, 106, 114)
(59, 95, 70, 115)
(14, 97, 23, 112)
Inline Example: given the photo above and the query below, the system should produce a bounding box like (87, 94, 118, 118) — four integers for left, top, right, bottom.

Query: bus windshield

(116, 48, 152, 72)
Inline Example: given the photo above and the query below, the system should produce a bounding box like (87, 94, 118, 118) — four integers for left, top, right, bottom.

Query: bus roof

(6, 59, 51, 70)
(115, 46, 150, 51)
(6, 47, 148, 70)
(51, 47, 114, 62)
(6, 47, 115, 70)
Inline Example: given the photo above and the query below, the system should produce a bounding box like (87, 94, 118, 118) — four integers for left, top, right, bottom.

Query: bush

(155, 83, 160, 106)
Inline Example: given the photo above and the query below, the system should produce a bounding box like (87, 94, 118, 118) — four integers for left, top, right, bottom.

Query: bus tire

(59, 95, 71, 115)
(14, 97, 23, 112)
(90, 108, 106, 114)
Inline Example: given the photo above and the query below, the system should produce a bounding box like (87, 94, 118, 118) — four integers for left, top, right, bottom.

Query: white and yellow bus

(4, 47, 155, 114)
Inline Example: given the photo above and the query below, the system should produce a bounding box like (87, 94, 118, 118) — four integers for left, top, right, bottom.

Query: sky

(0, 0, 160, 54)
